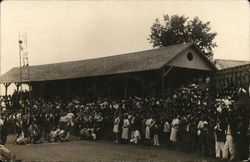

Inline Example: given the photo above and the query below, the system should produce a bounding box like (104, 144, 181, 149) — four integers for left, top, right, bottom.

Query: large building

(0, 43, 217, 98)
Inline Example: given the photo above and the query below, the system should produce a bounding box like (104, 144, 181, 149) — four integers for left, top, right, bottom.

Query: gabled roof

(0, 43, 216, 84)
(214, 59, 250, 70)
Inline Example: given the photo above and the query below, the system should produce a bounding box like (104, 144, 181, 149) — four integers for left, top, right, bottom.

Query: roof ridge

(215, 59, 250, 62)
(16, 42, 193, 68)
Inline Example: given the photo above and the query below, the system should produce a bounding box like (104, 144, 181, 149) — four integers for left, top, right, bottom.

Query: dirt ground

(5, 135, 220, 162)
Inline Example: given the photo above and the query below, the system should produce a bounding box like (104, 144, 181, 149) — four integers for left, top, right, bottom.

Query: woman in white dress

(122, 114, 130, 143)
(145, 117, 154, 140)
(170, 116, 180, 143)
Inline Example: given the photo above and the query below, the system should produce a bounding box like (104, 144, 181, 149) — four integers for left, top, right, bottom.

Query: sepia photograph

(0, 0, 249, 161)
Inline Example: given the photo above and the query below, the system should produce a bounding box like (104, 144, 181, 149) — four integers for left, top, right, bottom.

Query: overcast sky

(1, 0, 249, 76)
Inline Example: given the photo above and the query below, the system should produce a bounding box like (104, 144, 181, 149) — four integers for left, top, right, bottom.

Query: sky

(0, 0, 250, 94)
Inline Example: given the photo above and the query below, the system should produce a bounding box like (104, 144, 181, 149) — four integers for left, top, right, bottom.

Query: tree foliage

(148, 15, 217, 60)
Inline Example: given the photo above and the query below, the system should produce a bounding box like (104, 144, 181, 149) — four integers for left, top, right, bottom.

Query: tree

(148, 15, 217, 60)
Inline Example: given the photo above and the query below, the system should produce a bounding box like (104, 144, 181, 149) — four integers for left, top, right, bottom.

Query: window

(187, 52, 193, 61)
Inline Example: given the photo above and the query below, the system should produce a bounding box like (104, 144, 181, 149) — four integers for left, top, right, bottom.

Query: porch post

(15, 83, 21, 92)
(161, 69, 165, 95)
(124, 75, 128, 99)
(142, 77, 145, 97)
(161, 66, 173, 95)
(4, 83, 11, 97)
(108, 77, 112, 98)
(39, 82, 45, 97)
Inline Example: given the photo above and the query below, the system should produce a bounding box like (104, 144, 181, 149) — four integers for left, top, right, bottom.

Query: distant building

(214, 59, 250, 70)
(214, 61, 250, 94)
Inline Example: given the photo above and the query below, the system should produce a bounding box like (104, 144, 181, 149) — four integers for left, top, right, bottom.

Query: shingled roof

(0, 43, 216, 84)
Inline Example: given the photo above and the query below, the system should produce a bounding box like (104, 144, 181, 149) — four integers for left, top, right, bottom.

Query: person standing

(121, 114, 130, 143)
(0, 115, 9, 145)
(162, 118, 171, 146)
(200, 122, 210, 157)
(214, 120, 225, 159)
(186, 119, 197, 152)
(113, 114, 120, 143)
(197, 116, 207, 149)
(145, 115, 154, 144)
(152, 121, 160, 146)
(223, 118, 235, 160)
(170, 115, 180, 146)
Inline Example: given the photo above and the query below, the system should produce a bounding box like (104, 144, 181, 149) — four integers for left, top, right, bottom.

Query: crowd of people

(0, 82, 249, 161)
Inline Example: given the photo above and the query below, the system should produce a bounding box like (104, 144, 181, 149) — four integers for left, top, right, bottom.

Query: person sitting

(16, 131, 27, 145)
(49, 126, 61, 142)
(130, 129, 141, 144)
(28, 121, 40, 144)
(58, 128, 70, 142)
(92, 123, 101, 140)
(80, 128, 91, 140)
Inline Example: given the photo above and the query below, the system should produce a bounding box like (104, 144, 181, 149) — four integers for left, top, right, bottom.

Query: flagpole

(18, 33, 23, 92)
(25, 32, 31, 98)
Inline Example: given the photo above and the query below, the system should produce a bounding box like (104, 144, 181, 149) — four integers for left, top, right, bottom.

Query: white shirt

(171, 118, 180, 128)
(145, 118, 154, 127)
(163, 121, 170, 132)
